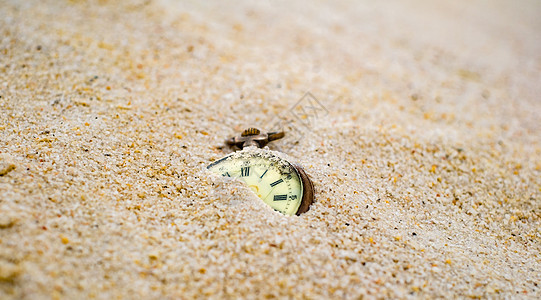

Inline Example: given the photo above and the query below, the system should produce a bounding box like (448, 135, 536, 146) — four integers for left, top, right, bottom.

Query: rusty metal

(225, 127, 285, 149)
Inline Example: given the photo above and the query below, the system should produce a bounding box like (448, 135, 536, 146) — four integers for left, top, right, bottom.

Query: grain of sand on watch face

(1, 0, 540, 299)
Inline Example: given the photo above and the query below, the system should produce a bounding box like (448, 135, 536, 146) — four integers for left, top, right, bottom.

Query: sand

(1, 0, 540, 298)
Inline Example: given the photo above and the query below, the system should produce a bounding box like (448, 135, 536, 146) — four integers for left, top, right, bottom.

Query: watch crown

(241, 128, 261, 136)
(226, 128, 284, 149)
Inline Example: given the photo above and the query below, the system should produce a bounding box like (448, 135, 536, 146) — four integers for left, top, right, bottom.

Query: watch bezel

(292, 164, 314, 215)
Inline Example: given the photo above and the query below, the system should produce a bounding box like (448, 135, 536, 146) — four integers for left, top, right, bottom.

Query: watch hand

(258, 169, 269, 182)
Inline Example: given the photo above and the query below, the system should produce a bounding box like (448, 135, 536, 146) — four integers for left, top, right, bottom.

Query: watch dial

(207, 151, 304, 215)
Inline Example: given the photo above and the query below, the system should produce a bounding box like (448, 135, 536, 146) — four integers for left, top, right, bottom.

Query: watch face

(207, 150, 306, 215)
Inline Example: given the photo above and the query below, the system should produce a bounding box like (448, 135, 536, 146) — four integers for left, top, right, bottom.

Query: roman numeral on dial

(273, 194, 287, 201)
(270, 178, 283, 187)
(240, 167, 250, 177)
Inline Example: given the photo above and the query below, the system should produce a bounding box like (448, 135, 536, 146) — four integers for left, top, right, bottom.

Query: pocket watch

(207, 128, 314, 216)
